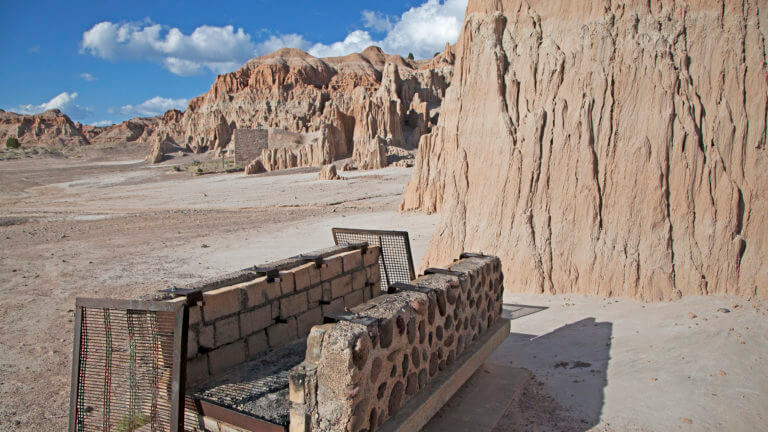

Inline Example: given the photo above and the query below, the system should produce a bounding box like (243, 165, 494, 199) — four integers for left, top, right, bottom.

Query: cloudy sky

(0, 0, 467, 126)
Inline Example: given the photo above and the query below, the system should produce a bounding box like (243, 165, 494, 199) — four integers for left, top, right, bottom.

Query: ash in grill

(190, 339, 307, 426)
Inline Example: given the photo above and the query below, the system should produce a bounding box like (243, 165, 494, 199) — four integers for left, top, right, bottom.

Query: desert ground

(0, 154, 766, 431)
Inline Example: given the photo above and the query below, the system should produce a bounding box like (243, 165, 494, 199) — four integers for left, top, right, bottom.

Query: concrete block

(364, 246, 380, 267)
(321, 298, 345, 317)
(292, 263, 314, 292)
(202, 416, 221, 432)
(308, 286, 322, 305)
(344, 289, 364, 309)
(208, 341, 245, 376)
(272, 301, 280, 319)
(366, 265, 382, 285)
(203, 286, 243, 322)
(331, 274, 353, 299)
(245, 277, 281, 308)
(267, 318, 298, 348)
(297, 307, 323, 336)
(321, 282, 333, 302)
(214, 315, 240, 347)
(305, 326, 330, 364)
(280, 271, 296, 295)
(246, 331, 268, 359)
(199, 324, 214, 350)
(320, 255, 343, 281)
(281, 292, 309, 318)
(340, 250, 363, 272)
(241, 306, 272, 336)
(187, 328, 199, 359)
(351, 269, 367, 291)
(186, 354, 209, 385)
(189, 305, 202, 326)
(289, 368, 306, 403)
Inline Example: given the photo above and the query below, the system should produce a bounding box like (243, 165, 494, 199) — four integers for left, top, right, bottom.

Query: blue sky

(0, 0, 467, 126)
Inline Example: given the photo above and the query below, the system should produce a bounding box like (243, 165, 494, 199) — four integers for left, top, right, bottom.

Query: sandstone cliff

(0, 109, 90, 147)
(2, 46, 453, 172)
(402, 0, 767, 301)
(175, 46, 453, 170)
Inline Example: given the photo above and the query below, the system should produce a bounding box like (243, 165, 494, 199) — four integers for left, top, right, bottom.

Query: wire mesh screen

(332, 228, 415, 292)
(70, 299, 187, 432)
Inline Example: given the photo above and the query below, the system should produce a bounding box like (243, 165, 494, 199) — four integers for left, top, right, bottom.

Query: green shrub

(173, 165, 181, 172)
(407, 52, 415, 60)
(116, 413, 150, 432)
(5, 137, 20, 149)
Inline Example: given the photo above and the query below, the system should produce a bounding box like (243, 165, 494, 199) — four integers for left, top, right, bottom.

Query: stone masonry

(288, 255, 504, 432)
(233, 129, 268, 166)
(168, 245, 383, 386)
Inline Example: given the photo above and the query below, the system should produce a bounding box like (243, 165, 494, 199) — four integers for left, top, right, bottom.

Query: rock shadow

(491, 317, 612, 430)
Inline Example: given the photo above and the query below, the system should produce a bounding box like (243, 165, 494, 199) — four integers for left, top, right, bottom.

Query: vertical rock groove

(402, 0, 768, 301)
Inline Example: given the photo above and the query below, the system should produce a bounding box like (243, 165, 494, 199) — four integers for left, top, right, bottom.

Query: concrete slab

(422, 363, 530, 432)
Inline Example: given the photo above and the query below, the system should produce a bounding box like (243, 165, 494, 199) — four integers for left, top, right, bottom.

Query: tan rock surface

(402, 0, 768, 301)
(318, 164, 342, 180)
(0, 109, 89, 147)
(175, 46, 453, 171)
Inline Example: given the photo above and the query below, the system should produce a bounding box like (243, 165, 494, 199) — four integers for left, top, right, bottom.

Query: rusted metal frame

(378, 235, 392, 289)
(75, 297, 185, 312)
(387, 282, 432, 295)
(68, 304, 84, 432)
(171, 302, 189, 432)
(158, 287, 204, 304)
(68, 298, 189, 432)
(423, 268, 464, 277)
(191, 398, 287, 432)
(458, 252, 491, 260)
(323, 312, 379, 327)
(331, 227, 416, 282)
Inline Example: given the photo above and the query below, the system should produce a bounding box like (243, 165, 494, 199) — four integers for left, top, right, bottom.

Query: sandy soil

(0, 156, 765, 431)
(0, 157, 437, 431)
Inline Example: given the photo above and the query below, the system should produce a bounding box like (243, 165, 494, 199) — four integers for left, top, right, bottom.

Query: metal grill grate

(69, 299, 188, 432)
(332, 228, 415, 292)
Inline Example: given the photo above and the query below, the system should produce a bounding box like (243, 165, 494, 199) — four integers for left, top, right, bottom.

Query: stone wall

(233, 129, 268, 166)
(170, 245, 383, 386)
(288, 255, 504, 432)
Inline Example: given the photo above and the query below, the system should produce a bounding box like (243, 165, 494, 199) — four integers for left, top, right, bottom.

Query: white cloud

(119, 96, 188, 117)
(91, 120, 115, 127)
(256, 34, 311, 55)
(310, 0, 467, 59)
(81, 0, 467, 75)
(12, 92, 92, 120)
(81, 21, 258, 75)
(308, 31, 376, 58)
(362, 11, 394, 33)
(80, 73, 97, 81)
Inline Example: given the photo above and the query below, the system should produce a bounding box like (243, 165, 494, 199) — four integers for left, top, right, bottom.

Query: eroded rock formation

(174, 46, 453, 170)
(2, 46, 453, 171)
(0, 109, 89, 147)
(318, 164, 342, 180)
(402, 0, 768, 301)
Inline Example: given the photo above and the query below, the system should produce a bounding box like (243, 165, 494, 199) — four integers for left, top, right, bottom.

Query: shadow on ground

(425, 305, 612, 432)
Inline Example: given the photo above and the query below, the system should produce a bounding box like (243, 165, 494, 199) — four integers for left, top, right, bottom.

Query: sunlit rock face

(402, 0, 768, 301)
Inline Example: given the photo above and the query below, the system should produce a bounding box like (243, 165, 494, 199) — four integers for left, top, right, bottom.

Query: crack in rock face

(402, 0, 768, 301)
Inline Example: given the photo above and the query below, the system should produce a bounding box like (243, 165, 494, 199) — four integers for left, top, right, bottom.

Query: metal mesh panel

(332, 228, 415, 292)
(70, 299, 187, 432)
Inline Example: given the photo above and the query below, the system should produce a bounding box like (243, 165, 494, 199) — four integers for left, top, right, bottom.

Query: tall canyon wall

(402, 0, 768, 300)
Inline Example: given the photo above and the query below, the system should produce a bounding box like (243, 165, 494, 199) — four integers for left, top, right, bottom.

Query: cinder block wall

(169, 245, 382, 385)
(289, 255, 504, 432)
